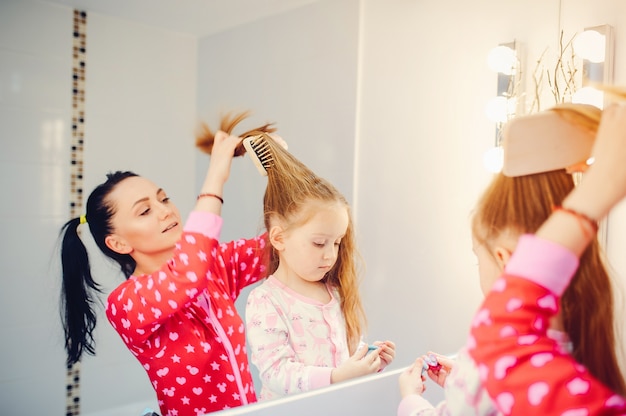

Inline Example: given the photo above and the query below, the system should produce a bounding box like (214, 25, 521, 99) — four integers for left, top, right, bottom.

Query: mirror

(1, 0, 624, 415)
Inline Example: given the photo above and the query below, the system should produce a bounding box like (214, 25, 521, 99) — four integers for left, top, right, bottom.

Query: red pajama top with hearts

(469, 234, 626, 415)
(105, 211, 267, 416)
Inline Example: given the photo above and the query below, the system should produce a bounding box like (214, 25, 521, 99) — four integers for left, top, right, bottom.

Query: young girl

(59, 119, 274, 416)
(243, 133, 396, 400)
(397, 103, 626, 415)
(469, 98, 626, 414)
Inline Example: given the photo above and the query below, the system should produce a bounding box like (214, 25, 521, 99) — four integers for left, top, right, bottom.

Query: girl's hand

(331, 344, 381, 384)
(423, 351, 455, 388)
(373, 340, 396, 371)
(398, 357, 426, 398)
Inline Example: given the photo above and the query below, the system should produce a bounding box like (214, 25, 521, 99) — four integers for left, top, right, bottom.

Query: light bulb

(573, 30, 606, 63)
(485, 96, 517, 123)
(487, 45, 517, 75)
(485, 97, 508, 123)
(483, 146, 503, 173)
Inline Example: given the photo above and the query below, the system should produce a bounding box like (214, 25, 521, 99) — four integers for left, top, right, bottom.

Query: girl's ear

(105, 234, 133, 255)
(269, 225, 285, 251)
(493, 245, 513, 271)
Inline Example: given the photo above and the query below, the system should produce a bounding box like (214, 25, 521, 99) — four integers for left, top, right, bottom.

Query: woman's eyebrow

(132, 188, 164, 207)
(132, 197, 149, 208)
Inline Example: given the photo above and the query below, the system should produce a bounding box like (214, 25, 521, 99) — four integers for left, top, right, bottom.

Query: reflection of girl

(59, 120, 273, 416)
(398, 103, 626, 415)
(470, 100, 626, 414)
(244, 133, 396, 400)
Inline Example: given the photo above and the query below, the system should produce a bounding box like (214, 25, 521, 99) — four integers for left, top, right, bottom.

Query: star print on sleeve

(214, 233, 269, 298)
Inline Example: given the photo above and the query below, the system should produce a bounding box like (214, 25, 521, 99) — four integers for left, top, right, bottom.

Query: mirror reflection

(1, 0, 625, 415)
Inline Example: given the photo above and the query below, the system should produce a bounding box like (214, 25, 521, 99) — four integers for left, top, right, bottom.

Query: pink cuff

(308, 366, 333, 390)
(505, 234, 579, 296)
(184, 211, 223, 240)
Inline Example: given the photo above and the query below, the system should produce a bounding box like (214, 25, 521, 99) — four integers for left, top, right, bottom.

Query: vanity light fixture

(572, 24, 614, 109)
(484, 41, 522, 173)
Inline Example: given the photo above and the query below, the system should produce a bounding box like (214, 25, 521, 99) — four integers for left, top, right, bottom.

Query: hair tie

(79, 215, 87, 224)
(552, 205, 598, 239)
(197, 193, 224, 204)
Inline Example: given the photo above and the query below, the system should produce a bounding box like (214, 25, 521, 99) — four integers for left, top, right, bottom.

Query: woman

(59, 123, 271, 416)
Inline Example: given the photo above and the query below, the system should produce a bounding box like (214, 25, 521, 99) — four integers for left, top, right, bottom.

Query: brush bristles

(243, 135, 274, 176)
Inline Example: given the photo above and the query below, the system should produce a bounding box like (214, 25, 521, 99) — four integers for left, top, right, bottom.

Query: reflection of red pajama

(106, 211, 267, 416)
(469, 234, 626, 415)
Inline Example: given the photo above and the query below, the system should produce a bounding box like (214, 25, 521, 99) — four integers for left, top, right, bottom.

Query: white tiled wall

(0, 1, 73, 414)
(0, 1, 197, 414)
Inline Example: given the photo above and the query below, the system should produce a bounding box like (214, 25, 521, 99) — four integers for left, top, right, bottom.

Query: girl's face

(105, 176, 182, 261)
(274, 201, 349, 284)
(471, 237, 503, 295)
(471, 231, 518, 295)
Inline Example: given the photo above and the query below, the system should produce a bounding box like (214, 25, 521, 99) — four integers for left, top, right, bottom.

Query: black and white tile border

(66, 9, 87, 416)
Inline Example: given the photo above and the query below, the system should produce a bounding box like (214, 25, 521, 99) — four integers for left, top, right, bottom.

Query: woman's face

(106, 176, 182, 261)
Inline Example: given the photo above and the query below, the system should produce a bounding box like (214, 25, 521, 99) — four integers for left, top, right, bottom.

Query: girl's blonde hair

(472, 103, 626, 395)
(259, 132, 365, 354)
(196, 113, 366, 354)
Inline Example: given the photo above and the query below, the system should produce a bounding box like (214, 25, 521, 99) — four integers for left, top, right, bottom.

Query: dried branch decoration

(530, 30, 580, 113)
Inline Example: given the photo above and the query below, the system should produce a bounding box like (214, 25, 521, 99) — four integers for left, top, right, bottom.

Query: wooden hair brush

(243, 134, 274, 176)
(501, 109, 596, 177)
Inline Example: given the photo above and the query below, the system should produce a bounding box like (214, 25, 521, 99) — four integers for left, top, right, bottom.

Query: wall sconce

(573, 24, 614, 248)
(484, 41, 522, 173)
(572, 24, 614, 108)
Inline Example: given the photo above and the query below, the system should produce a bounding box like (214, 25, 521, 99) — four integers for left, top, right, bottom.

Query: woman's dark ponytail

(60, 217, 102, 365)
(59, 170, 138, 365)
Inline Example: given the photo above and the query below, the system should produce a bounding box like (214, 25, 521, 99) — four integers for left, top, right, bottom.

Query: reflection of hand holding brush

(195, 110, 277, 157)
(194, 110, 290, 181)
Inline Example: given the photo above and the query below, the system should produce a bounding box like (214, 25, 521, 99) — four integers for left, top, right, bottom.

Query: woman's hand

(331, 344, 381, 384)
(398, 357, 426, 398)
(196, 131, 243, 213)
(549, 102, 626, 255)
(565, 103, 626, 219)
(587, 103, 626, 208)
(206, 131, 244, 185)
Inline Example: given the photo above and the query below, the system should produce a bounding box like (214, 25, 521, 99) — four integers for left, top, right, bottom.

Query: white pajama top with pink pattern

(245, 275, 349, 400)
